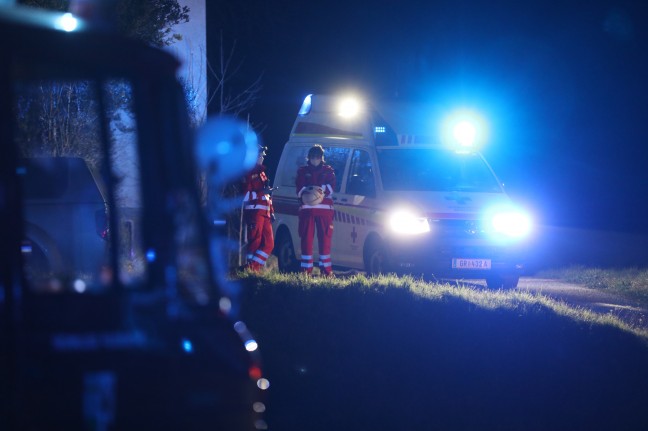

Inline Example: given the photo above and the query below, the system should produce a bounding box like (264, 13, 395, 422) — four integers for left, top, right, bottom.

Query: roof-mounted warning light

(337, 96, 361, 118)
(453, 120, 477, 148)
(441, 109, 488, 152)
(298, 94, 313, 116)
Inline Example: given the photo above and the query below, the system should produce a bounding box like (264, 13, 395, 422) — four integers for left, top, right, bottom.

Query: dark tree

(15, 0, 190, 166)
(19, 0, 189, 47)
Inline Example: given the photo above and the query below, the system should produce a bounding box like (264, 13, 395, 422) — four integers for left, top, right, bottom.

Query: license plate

(452, 258, 492, 270)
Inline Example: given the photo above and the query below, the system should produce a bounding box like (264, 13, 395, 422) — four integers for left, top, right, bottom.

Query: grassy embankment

(538, 265, 648, 307)
(237, 271, 648, 431)
(242, 269, 648, 339)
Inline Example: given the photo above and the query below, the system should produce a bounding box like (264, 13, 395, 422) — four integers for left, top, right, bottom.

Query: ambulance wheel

(364, 237, 391, 276)
(486, 274, 519, 289)
(275, 229, 299, 273)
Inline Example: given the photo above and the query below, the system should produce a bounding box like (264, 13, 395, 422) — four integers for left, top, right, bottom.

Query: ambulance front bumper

(385, 234, 527, 278)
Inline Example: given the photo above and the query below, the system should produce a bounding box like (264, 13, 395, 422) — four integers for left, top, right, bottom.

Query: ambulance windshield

(377, 148, 502, 192)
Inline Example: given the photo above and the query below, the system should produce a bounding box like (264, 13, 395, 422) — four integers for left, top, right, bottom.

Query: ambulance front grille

(430, 219, 488, 239)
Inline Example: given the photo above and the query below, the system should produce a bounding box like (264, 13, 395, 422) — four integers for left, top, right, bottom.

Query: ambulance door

(273, 145, 309, 252)
(333, 148, 378, 269)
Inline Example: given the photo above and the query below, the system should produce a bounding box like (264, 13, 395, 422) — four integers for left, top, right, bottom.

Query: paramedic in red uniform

(296, 144, 336, 276)
(242, 145, 274, 271)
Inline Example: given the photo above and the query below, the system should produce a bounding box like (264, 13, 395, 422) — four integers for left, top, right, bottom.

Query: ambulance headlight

(389, 210, 430, 235)
(489, 210, 532, 238)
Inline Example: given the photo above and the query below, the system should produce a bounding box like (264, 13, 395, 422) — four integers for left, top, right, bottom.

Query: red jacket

(296, 162, 336, 211)
(243, 164, 273, 217)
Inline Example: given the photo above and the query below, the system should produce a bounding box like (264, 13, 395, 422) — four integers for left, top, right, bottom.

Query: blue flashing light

(441, 109, 488, 151)
(146, 249, 156, 262)
(375, 126, 386, 133)
(56, 13, 79, 32)
(298, 94, 313, 116)
(182, 338, 193, 353)
(453, 121, 477, 148)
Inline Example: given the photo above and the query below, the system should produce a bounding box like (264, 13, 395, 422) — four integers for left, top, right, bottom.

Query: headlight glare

(491, 211, 532, 238)
(389, 210, 430, 235)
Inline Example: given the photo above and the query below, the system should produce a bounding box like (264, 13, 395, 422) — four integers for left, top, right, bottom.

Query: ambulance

(271, 94, 532, 288)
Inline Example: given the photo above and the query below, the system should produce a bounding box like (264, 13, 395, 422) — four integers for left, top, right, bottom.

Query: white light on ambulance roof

(298, 94, 313, 116)
(338, 97, 361, 118)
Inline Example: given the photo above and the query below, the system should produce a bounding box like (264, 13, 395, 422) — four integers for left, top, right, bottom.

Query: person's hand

(271, 213, 276, 223)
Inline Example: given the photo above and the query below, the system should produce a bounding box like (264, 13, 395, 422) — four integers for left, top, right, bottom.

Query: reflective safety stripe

(243, 191, 269, 203)
(256, 250, 270, 259)
(299, 204, 334, 210)
(301, 262, 314, 268)
(320, 254, 331, 259)
(246, 254, 254, 260)
(301, 255, 313, 260)
(245, 205, 270, 210)
(251, 256, 266, 265)
(320, 261, 332, 267)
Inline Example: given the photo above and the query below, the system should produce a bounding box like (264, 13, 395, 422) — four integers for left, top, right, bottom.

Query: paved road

(336, 269, 648, 330)
(462, 277, 648, 330)
(517, 277, 648, 330)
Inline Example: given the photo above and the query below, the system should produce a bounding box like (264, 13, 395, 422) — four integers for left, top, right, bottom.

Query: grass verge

(238, 271, 648, 340)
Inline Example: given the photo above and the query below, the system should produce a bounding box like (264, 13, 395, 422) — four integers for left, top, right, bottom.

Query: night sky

(206, 0, 648, 233)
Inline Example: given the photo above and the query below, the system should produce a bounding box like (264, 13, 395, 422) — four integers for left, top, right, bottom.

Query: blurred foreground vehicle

(0, 5, 265, 430)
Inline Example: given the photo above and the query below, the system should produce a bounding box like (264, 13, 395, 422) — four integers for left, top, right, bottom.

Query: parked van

(272, 94, 532, 288)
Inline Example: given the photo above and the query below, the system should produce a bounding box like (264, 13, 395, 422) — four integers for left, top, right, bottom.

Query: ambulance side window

(323, 147, 350, 192)
(280, 146, 349, 192)
(346, 149, 376, 197)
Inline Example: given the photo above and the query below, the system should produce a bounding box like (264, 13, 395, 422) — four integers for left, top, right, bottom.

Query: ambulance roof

(289, 94, 444, 147)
